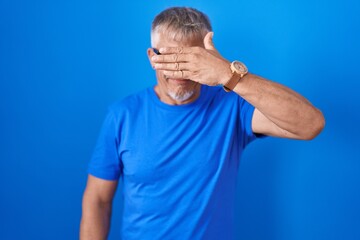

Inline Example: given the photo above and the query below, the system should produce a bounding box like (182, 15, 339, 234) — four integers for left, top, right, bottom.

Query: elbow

(300, 109, 325, 140)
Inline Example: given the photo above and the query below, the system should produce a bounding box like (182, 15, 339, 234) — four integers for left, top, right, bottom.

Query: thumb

(204, 32, 215, 50)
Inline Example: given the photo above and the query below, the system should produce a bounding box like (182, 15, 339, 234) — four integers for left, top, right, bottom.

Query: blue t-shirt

(88, 85, 260, 240)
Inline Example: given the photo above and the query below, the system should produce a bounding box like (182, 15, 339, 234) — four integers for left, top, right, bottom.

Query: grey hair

(151, 7, 212, 46)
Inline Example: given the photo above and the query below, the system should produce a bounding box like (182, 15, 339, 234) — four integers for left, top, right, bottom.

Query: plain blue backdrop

(1, 0, 359, 239)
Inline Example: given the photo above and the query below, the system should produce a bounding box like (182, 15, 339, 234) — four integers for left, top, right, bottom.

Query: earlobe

(147, 48, 155, 68)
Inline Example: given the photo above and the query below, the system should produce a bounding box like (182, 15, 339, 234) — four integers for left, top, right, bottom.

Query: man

(80, 7, 324, 240)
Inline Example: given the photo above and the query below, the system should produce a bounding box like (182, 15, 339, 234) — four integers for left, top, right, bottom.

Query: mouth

(167, 78, 191, 84)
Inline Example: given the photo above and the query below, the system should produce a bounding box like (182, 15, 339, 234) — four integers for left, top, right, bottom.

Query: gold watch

(223, 60, 248, 92)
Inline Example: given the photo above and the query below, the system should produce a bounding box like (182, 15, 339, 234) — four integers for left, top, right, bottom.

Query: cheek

(156, 71, 168, 85)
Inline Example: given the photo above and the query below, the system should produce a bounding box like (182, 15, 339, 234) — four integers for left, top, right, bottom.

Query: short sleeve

(88, 109, 122, 180)
(238, 97, 266, 147)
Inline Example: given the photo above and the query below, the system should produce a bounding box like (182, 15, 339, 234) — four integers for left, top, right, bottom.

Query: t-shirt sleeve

(88, 109, 122, 181)
(238, 97, 266, 147)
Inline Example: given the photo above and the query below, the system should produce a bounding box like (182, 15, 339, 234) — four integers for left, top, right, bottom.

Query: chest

(118, 105, 238, 184)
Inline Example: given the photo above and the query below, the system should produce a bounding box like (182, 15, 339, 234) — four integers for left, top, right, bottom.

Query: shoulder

(202, 85, 254, 118)
(203, 85, 243, 103)
(99, 87, 152, 127)
(108, 87, 151, 115)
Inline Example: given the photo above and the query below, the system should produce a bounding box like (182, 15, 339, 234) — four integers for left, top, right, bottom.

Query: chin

(158, 74, 200, 102)
(168, 90, 195, 102)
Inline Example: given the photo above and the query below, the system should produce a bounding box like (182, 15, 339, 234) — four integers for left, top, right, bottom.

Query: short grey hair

(151, 7, 212, 46)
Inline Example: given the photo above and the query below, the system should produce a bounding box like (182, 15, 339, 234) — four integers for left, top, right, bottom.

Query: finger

(159, 47, 194, 54)
(163, 70, 192, 79)
(154, 62, 192, 71)
(204, 32, 215, 50)
(152, 54, 191, 63)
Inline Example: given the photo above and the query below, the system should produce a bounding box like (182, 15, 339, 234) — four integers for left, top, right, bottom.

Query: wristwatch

(223, 60, 248, 92)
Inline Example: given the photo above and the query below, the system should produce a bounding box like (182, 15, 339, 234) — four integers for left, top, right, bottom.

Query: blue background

(1, 0, 359, 239)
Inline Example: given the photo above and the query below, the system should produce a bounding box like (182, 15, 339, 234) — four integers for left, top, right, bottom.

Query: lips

(168, 78, 190, 84)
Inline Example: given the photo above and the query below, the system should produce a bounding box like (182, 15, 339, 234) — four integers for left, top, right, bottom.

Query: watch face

(233, 61, 248, 74)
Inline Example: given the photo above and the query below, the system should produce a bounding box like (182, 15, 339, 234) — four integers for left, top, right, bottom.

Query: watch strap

(223, 73, 241, 92)
(223, 61, 248, 92)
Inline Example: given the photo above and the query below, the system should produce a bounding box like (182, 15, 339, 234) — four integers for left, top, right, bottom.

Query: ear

(147, 48, 156, 69)
(204, 32, 215, 51)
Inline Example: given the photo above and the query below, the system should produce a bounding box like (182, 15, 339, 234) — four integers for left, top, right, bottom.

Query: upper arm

(83, 174, 118, 204)
(252, 108, 301, 139)
(88, 109, 122, 181)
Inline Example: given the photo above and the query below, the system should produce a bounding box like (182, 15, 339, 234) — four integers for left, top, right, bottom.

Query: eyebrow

(152, 48, 161, 55)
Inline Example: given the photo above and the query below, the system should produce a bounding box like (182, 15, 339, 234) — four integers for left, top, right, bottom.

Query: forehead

(151, 31, 204, 48)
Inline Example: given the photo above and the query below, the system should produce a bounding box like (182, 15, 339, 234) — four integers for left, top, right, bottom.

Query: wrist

(232, 72, 253, 96)
(222, 60, 248, 92)
(220, 63, 233, 86)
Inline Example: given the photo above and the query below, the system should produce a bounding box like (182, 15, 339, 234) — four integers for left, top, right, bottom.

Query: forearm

(80, 199, 112, 240)
(233, 73, 325, 139)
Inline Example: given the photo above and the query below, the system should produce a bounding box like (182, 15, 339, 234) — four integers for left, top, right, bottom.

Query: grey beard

(168, 90, 195, 102)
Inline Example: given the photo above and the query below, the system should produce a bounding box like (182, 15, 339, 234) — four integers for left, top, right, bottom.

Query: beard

(167, 89, 195, 102)
(161, 73, 198, 102)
